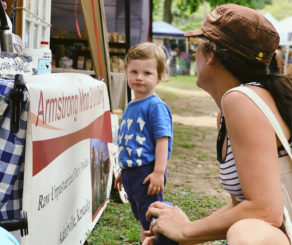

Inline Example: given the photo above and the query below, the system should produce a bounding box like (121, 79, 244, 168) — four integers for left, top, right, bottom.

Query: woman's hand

(145, 201, 191, 242)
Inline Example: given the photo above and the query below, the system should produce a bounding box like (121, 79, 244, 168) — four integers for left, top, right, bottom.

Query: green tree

(207, 0, 272, 9)
(161, 0, 273, 24)
(164, 0, 173, 23)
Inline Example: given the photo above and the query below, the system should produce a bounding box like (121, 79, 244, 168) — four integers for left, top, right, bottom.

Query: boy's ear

(158, 72, 164, 82)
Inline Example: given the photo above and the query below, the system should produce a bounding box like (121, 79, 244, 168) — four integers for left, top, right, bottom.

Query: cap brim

(184, 28, 203, 37)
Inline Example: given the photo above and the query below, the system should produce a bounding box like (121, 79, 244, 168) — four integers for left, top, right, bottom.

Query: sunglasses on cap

(189, 37, 203, 53)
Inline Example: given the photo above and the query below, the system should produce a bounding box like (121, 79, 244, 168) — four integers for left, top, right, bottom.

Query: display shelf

(50, 37, 91, 69)
(107, 0, 131, 101)
(52, 67, 95, 75)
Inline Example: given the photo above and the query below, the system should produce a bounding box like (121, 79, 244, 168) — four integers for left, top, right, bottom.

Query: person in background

(169, 43, 179, 76)
(163, 39, 171, 59)
(288, 50, 292, 64)
(287, 50, 292, 79)
(275, 46, 285, 73)
(114, 42, 176, 244)
(143, 4, 292, 245)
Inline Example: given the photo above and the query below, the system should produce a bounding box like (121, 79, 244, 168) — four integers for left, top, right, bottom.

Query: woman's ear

(206, 51, 216, 66)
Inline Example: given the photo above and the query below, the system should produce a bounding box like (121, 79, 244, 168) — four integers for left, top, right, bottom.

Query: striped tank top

(217, 84, 292, 202)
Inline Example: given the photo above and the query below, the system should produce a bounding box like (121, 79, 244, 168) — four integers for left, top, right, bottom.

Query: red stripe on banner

(32, 111, 112, 176)
(92, 198, 108, 221)
(91, 0, 103, 77)
(75, 0, 82, 38)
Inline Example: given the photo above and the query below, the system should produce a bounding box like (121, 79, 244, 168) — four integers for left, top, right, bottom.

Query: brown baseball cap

(184, 4, 279, 65)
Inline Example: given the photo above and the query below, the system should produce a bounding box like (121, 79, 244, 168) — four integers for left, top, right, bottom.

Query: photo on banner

(90, 139, 111, 219)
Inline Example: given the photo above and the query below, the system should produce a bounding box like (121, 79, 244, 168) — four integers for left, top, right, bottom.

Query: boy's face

(126, 58, 160, 101)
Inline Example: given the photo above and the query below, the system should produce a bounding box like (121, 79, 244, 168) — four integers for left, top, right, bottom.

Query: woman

(143, 3, 292, 245)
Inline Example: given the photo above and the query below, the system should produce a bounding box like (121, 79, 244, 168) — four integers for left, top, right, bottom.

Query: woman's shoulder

(221, 84, 273, 129)
(222, 83, 274, 110)
(222, 83, 290, 144)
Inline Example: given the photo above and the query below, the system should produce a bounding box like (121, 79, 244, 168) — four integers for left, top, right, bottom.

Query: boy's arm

(143, 136, 169, 195)
(114, 171, 122, 191)
(154, 136, 169, 174)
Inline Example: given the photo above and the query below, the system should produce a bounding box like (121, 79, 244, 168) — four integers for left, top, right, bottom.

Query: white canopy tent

(278, 16, 292, 44)
(264, 12, 291, 45)
(264, 13, 292, 74)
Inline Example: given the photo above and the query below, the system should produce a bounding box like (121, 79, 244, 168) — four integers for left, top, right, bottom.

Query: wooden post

(14, 0, 23, 38)
(80, 0, 110, 90)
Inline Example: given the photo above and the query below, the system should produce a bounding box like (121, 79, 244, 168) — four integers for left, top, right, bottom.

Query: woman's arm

(146, 201, 236, 243)
(221, 90, 283, 226)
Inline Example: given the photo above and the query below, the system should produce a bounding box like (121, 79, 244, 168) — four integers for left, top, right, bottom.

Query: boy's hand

(143, 171, 164, 195)
(142, 236, 155, 245)
(114, 171, 122, 191)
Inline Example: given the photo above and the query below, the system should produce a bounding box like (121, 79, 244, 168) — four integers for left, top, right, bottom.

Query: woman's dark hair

(268, 53, 280, 74)
(203, 39, 292, 132)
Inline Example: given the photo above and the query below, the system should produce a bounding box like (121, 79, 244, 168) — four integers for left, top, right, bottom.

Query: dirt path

(173, 114, 216, 127)
(160, 87, 217, 127)
(156, 85, 230, 202)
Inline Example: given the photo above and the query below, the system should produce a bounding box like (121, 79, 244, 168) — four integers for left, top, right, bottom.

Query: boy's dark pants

(122, 164, 179, 245)
(121, 163, 166, 230)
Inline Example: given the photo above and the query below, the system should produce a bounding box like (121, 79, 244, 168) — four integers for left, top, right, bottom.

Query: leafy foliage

(153, 0, 292, 33)
(176, 0, 203, 14)
(260, 0, 292, 20)
(155, 0, 274, 25)
(175, 0, 272, 16)
(207, 0, 272, 9)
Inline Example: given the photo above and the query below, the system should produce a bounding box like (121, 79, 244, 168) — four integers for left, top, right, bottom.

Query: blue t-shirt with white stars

(118, 94, 173, 169)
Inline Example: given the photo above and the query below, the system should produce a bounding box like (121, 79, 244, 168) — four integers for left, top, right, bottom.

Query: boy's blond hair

(124, 42, 168, 81)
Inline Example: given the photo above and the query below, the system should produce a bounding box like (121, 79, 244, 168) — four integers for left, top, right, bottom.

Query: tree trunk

(163, 0, 173, 23)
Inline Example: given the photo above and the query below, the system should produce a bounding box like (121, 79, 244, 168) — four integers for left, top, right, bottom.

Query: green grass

(164, 185, 225, 221)
(174, 124, 197, 148)
(87, 185, 226, 244)
(86, 190, 140, 245)
(171, 124, 216, 164)
(159, 75, 198, 90)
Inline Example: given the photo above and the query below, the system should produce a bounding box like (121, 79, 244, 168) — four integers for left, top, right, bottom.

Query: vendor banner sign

(21, 73, 113, 245)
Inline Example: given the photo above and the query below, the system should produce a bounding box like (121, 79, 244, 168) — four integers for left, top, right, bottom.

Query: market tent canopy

(264, 13, 292, 74)
(152, 21, 185, 39)
(277, 16, 292, 45)
(50, 0, 151, 46)
(264, 13, 292, 45)
(264, 12, 279, 30)
(51, 0, 86, 34)
(104, 0, 150, 46)
(276, 16, 292, 74)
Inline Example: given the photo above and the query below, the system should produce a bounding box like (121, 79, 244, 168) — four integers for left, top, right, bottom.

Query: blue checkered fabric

(0, 78, 28, 219)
